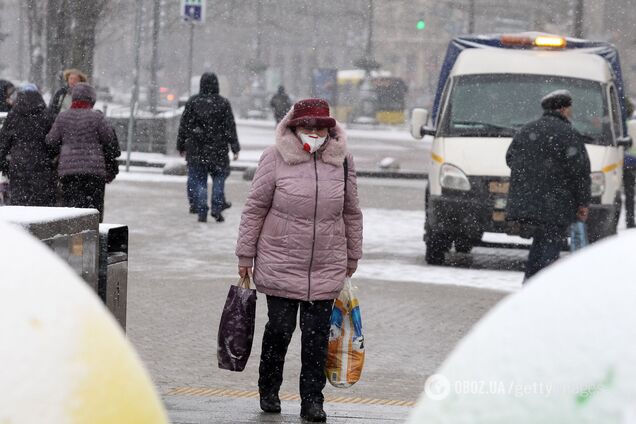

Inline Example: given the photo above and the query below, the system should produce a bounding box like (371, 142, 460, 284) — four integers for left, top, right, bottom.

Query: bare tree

(42, 0, 110, 90)
(26, 0, 45, 88)
(0, 3, 8, 72)
(46, 0, 71, 90)
(68, 0, 109, 78)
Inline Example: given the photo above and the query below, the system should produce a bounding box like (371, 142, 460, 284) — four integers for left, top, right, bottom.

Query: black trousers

(525, 224, 564, 280)
(8, 172, 57, 207)
(624, 167, 635, 226)
(259, 295, 333, 405)
(60, 175, 106, 222)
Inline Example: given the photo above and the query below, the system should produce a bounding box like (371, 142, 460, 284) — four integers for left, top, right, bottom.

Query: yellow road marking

(166, 387, 415, 407)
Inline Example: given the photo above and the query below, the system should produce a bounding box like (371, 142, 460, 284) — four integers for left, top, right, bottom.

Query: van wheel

(454, 237, 473, 254)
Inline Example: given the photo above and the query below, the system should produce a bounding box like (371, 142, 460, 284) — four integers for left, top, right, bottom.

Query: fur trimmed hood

(274, 108, 347, 166)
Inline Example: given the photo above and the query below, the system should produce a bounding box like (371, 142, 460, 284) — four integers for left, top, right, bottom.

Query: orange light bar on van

(500, 35, 534, 46)
(500, 34, 567, 48)
(534, 36, 567, 48)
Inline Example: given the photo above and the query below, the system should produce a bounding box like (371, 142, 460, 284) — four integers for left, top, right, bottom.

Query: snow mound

(407, 231, 636, 423)
(0, 220, 168, 423)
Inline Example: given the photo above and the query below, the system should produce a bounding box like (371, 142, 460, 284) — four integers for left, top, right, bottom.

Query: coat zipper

(307, 153, 318, 301)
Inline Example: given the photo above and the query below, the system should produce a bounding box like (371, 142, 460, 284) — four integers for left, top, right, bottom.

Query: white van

(411, 33, 635, 264)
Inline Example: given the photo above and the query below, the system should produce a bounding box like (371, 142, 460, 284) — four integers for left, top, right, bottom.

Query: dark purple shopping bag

(217, 276, 257, 371)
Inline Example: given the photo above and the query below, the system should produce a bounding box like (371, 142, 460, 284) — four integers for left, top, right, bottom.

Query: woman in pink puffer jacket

(236, 98, 362, 422)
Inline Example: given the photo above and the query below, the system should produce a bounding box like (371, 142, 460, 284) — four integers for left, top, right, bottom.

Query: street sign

(181, 0, 206, 23)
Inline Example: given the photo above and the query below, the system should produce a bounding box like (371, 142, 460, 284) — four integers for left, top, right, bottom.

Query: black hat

(541, 89, 572, 110)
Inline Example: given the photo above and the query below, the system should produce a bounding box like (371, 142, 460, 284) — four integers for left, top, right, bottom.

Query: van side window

(609, 86, 622, 138)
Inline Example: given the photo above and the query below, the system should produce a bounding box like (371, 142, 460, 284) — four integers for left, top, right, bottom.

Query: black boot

(211, 212, 225, 222)
(259, 393, 281, 413)
(197, 211, 207, 222)
(300, 403, 326, 422)
(222, 201, 232, 211)
(189, 205, 196, 214)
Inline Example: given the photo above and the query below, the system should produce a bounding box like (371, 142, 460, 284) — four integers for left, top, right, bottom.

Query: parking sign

(181, 0, 206, 23)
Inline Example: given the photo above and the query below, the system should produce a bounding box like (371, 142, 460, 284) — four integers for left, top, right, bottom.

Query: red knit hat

(287, 98, 336, 128)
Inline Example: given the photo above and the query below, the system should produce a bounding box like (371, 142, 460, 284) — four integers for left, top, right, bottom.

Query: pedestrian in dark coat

(0, 84, 57, 206)
(177, 72, 240, 223)
(0, 80, 15, 113)
(46, 83, 120, 222)
(623, 153, 636, 228)
(48, 69, 88, 116)
(270, 85, 292, 123)
(506, 89, 591, 280)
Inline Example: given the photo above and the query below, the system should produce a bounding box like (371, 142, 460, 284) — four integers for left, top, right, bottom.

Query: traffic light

(416, 19, 426, 30)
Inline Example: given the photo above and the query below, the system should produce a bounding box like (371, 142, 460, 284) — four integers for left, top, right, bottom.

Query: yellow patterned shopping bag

(325, 278, 365, 388)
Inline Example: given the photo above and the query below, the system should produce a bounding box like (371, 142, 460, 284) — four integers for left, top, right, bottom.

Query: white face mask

(299, 132, 327, 153)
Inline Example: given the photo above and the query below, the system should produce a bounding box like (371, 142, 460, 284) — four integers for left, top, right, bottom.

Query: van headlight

(591, 172, 605, 197)
(440, 163, 471, 191)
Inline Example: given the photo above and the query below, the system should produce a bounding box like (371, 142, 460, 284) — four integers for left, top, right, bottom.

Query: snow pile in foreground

(407, 230, 636, 423)
(0, 220, 168, 423)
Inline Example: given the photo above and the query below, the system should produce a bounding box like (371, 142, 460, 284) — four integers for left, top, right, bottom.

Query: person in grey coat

(46, 83, 120, 222)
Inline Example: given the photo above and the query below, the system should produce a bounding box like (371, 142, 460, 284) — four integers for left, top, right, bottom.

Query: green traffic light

(416, 20, 426, 30)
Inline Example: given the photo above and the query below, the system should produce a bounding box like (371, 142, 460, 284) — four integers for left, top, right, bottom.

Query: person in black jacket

(0, 80, 15, 113)
(177, 73, 240, 223)
(0, 84, 57, 206)
(506, 90, 591, 280)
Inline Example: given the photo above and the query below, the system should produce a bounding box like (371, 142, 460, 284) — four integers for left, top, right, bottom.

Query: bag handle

(237, 275, 252, 289)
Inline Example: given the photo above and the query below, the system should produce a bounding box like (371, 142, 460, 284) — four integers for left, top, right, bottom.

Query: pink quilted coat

(235, 112, 363, 301)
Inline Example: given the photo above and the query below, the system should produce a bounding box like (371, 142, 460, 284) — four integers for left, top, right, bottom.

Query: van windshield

(440, 74, 609, 144)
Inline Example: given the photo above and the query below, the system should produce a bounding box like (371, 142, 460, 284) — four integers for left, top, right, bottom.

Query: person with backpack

(235, 98, 363, 422)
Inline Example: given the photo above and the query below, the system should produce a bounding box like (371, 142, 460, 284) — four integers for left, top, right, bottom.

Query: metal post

(468, 0, 475, 34)
(149, 0, 161, 114)
(254, 0, 264, 89)
(18, 1, 24, 80)
(126, 0, 143, 172)
(366, 0, 374, 61)
(256, 0, 262, 63)
(187, 21, 194, 97)
(573, 0, 584, 38)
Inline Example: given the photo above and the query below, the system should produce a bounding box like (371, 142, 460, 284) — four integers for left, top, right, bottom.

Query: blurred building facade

(0, 0, 634, 111)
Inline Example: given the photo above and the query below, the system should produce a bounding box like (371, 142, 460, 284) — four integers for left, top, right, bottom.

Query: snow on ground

(114, 172, 524, 292)
(112, 171, 636, 292)
(117, 118, 432, 177)
(358, 208, 524, 292)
